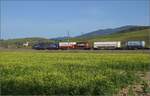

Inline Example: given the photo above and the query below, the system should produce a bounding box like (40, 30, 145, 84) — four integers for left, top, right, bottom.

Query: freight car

(76, 42, 91, 49)
(93, 41, 121, 49)
(126, 41, 145, 49)
(59, 42, 76, 49)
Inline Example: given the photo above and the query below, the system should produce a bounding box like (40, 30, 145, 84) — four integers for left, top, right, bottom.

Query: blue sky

(1, 0, 150, 39)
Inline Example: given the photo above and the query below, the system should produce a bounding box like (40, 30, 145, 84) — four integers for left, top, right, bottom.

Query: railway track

(0, 48, 150, 53)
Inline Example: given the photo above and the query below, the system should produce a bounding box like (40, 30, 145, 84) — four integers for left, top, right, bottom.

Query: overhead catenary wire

(67, 30, 70, 50)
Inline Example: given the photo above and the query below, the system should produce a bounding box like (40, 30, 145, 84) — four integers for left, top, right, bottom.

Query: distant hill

(89, 29, 149, 46)
(76, 25, 150, 39)
(0, 37, 53, 48)
(50, 36, 72, 41)
(6, 37, 52, 42)
(52, 25, 150, 42)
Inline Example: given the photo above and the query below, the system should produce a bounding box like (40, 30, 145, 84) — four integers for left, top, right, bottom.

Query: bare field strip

(0, 48, 150, 53)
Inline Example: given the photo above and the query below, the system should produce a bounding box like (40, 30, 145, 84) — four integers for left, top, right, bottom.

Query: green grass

(0, 51, 150, 95)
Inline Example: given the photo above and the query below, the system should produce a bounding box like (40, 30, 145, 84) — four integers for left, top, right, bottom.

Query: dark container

(76, 42, 91, 49)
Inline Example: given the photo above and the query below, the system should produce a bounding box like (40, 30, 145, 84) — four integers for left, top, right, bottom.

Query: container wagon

(93, 41, 121, 49)
(76, 42, 91, 49)
(59, 42, 76, 49)
(126, 41, 145, 49)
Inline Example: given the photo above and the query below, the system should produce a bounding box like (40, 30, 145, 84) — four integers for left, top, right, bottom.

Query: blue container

(126, 41, 145, 49)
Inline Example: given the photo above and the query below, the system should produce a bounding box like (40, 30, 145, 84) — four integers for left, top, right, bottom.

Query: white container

(94, 41, 121, 48)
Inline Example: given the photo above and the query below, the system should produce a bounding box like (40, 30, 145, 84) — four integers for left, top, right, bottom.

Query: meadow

(0, 51, 150, 95)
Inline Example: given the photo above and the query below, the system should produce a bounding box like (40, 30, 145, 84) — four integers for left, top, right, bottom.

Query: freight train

(32, 41, 146, 50)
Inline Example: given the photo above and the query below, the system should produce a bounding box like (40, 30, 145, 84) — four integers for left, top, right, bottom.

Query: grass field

(0, 51, 150, 95)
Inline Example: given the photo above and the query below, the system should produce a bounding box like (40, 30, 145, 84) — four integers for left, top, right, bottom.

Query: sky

(0, 0, 150, 39)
